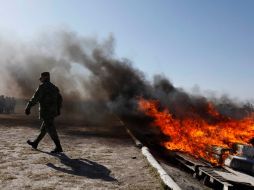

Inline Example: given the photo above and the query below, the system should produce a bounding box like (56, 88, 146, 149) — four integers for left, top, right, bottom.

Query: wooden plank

(176, 152, 207, 168)
(218, 166, 254, 186)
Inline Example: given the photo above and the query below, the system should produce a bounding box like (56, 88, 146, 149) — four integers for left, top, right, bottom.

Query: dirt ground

(0, 114, 163, 190)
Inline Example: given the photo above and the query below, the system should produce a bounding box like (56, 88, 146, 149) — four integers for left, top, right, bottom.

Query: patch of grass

(142, 156, 168, 190)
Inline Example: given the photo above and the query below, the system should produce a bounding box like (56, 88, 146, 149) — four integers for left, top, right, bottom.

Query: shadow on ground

(39, 151, 116, 182)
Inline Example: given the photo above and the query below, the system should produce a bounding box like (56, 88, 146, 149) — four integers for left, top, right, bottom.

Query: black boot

(27, 140, 38, 149)
(50, 138, 63, 153)
(50, 146, 63, 153)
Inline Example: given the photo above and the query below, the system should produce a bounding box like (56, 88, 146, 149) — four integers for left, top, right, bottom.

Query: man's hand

(25, 108, 31, 115)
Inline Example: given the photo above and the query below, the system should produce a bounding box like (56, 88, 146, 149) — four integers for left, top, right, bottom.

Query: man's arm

(57, 89, 63, 115)
(25, 86, 43, 115)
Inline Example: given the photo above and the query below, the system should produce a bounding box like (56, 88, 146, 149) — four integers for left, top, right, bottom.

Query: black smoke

(0, 30, 252, 121)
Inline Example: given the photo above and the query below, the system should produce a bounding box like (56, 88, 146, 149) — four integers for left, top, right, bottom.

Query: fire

(138, 98, 254, 164)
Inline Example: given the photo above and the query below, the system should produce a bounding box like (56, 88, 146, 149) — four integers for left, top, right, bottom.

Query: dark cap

(39, 72, 50, 80)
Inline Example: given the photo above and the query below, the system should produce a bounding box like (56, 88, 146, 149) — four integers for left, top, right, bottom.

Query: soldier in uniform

(11, 97, 16, 113)
(0, 95, 4, 113)
(25, 72, 63, 153)
(5, 97, 11, 114)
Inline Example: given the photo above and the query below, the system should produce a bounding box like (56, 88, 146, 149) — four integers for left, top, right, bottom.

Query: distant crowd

(0, 95, 16, 114)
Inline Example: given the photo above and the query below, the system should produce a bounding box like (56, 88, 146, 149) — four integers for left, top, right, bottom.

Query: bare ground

(0, 114, 163, 190)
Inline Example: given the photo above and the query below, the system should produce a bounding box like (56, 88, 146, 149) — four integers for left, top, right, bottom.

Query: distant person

(10, 97, 16, 113)
(0, 95, 4, 114)
(25, 72, 63, 153)
(5, 97, 11, 114)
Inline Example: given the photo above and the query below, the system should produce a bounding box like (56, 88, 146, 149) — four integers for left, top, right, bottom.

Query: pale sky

(0, 0, 254, 100)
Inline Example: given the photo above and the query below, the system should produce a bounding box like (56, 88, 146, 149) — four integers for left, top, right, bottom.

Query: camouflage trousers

(34, 118, 62, 148)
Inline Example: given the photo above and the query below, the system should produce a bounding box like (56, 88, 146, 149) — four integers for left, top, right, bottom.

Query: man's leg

(34, 121, 47, 144)
(27, 121, 46, 149)
(44, 118, 63, 153)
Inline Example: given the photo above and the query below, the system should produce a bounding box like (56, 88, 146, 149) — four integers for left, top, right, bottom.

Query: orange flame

(138, 98, 254, 164)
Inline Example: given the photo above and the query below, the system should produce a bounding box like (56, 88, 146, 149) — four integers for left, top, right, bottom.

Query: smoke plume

(0, 30, 252, 121)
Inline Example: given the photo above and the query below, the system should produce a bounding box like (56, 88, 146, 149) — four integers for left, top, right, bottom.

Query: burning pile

(138, 98, 254, 165)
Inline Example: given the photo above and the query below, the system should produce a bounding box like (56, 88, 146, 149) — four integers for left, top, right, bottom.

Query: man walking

(25, 72, 63, 153)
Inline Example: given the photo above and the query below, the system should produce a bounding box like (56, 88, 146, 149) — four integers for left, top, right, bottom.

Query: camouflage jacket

(26, 81, 63, 119)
